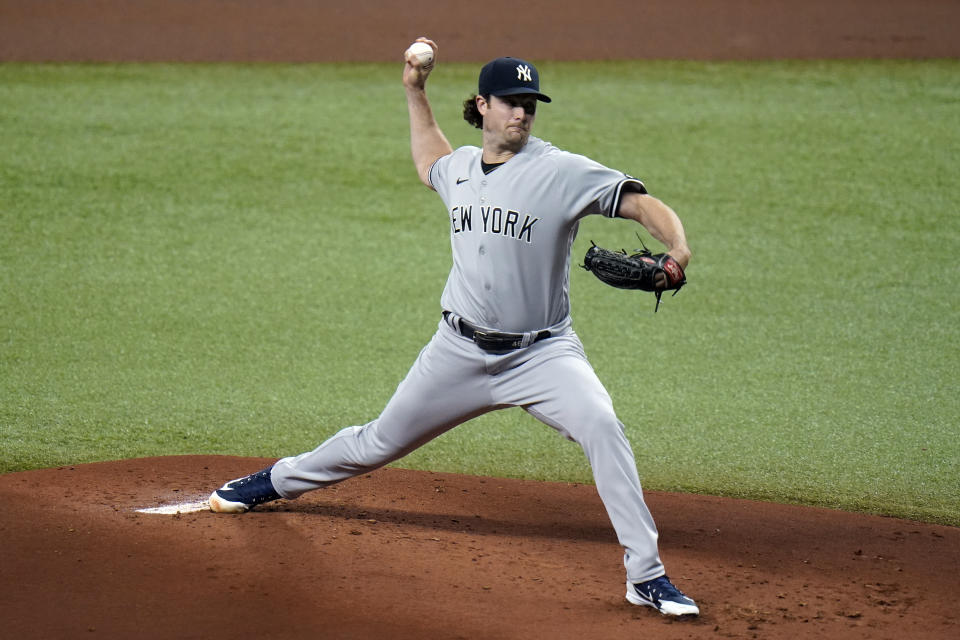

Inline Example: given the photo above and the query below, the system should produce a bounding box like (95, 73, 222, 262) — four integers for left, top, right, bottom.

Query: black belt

(444, 312, 551, 352)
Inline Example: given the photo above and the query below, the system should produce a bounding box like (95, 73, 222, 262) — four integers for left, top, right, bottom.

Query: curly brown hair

(462, 93, 486, 129)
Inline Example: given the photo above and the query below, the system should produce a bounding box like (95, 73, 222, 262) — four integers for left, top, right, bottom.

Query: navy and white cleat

(209, 466, 281, 513)
(626, 575, 700, 617)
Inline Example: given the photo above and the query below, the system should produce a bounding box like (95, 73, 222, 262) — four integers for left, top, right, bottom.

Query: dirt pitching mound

(2, 456, 957, 639)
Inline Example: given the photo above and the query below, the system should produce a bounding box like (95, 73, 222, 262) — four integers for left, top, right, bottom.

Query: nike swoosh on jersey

(456, 177, 470, 184)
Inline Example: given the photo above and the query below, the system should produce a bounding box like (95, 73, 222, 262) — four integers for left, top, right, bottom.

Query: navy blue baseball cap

(478, 57, 551, 103)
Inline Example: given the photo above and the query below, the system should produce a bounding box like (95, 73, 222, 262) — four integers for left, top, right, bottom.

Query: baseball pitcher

(209, 37, 698, 617)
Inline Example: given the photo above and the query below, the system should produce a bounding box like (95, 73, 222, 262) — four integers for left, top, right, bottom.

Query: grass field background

(1, 61, 957, 525)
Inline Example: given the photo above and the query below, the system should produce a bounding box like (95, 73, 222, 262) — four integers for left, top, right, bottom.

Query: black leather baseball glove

(582, 240, 686, 312)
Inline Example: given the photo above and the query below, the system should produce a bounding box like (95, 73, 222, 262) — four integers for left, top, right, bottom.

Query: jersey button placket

(479, 244, 492, 291)
(478, 179, 493, 294)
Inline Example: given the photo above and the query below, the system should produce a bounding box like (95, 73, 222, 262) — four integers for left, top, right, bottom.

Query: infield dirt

(1, 0, 958, 61)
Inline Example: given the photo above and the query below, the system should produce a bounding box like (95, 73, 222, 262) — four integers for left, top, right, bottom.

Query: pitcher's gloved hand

(583, 240, 686, 312)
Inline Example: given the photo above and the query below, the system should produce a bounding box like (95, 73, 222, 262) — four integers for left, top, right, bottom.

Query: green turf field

(1, 61, 957, 525)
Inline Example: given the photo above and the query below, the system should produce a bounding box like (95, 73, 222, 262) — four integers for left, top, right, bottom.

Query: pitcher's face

(479, 94, 538, 153)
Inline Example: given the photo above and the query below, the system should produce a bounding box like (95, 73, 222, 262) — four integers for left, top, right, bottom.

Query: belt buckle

(472, 329, 520, 352)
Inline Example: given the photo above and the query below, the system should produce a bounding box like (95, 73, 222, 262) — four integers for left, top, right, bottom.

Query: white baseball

(406, 41, 434, 69)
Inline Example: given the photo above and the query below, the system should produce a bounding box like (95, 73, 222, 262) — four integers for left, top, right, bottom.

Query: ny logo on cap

(516, 64, 533, 82)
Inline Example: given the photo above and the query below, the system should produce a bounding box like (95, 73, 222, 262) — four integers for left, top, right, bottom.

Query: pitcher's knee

(343, 423, 394, 466)
(574, 416, 629, 451)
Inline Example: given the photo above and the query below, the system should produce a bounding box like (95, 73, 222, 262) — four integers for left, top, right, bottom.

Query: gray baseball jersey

(430, 136, 646, 333)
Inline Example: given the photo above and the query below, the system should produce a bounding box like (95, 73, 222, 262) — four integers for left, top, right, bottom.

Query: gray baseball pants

(271, 318, 665, 583)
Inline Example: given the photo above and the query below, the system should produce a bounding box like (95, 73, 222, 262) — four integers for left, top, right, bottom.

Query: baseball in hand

(406, 41, 434, 70)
